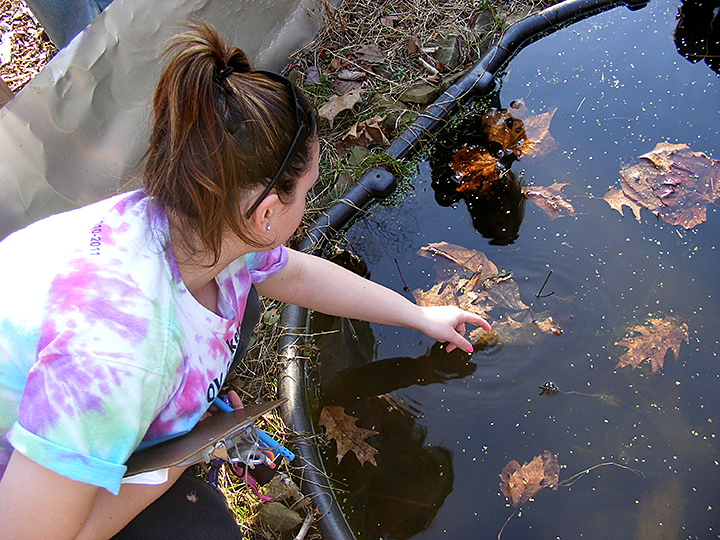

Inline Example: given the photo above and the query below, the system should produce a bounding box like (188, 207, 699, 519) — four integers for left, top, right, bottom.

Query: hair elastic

(219, 65, 234, 79)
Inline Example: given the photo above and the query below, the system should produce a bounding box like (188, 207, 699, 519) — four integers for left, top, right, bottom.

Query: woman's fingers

(227, 390, 244, 409)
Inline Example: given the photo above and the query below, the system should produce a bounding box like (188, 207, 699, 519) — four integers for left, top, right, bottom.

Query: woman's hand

(414, 305, 491, 353)
(258, 250, 491, 353)
(202, 390, 243, 420)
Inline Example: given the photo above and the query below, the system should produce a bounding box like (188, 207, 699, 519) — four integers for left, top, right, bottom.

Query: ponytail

(142, 20, 316, 264)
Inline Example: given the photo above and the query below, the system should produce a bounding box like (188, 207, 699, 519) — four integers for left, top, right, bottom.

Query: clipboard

(124, 399, 286, 477)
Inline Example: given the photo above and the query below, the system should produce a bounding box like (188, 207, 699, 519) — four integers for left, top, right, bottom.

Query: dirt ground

(0, 0, 556, 538)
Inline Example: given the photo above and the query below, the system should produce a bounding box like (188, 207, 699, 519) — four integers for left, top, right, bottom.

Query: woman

(0, 21, 490, 539)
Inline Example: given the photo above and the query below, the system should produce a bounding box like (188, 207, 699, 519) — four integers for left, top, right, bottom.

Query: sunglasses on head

(243, 71, 315, 220)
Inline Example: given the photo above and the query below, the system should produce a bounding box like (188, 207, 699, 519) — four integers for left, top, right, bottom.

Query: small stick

(497, 508, 517, 540)
(535, 269, 554, 298)
(394, 259, 410, 292)
(293, 512, 315, 540)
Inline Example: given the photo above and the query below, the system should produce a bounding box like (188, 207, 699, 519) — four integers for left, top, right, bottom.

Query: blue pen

(212, 397, 295, 462)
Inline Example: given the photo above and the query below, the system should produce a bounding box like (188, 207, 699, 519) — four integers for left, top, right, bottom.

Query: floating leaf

(523, 182, 575, 219)
(451, 103, 557, 197)
(615, 315, 689, 374)
(451, 146, 503, 195)
(604, 142, 720, 229)
(480, 108, 533, 158)
(413, 242, 561, 347)
(499, 450, 560, 507)
(317, 87, 364, 128)
(319, 405, 379, 466)
(507, 99, 558, 159)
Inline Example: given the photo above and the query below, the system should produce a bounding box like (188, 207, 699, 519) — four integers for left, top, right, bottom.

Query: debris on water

(538, 381, 560, 395)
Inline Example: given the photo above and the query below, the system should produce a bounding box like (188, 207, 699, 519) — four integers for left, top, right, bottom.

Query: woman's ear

(248, 192, 280, 233)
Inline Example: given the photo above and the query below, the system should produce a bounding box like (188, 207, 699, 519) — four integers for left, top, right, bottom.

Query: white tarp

(0, 0, 335, 240)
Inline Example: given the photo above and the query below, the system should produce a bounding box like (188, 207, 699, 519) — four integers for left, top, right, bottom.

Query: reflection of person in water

(313, 309, 476, 539)
(429, 94, 527, 245)
(434, 170, 525, 245)
(674, 0, 720, 74)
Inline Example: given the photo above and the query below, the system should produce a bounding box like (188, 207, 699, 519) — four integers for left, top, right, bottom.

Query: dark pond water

(310, 1, 720, 538)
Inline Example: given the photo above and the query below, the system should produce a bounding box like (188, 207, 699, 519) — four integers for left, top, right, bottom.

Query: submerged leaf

(451, 146, 503, 195)
(499, 450, 560, 507)
(414, 242, 561, 347)
(615, 315, 689, 373)
(603, 186, 643, 221)
(469, 311, 560, 347)
(507, 99, 558, 159)
(451, 102, 557, 197)
(319, 406, 379, 466)
(604, 142, 720, 229)
(523, 182, 575, 219)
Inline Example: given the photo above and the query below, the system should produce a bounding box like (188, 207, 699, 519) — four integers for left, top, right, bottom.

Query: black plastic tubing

(277, 0, 648, 538)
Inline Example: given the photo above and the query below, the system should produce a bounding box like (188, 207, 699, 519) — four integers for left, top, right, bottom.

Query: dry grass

(0, 0, 56, 92)
(1, 0, 558, 538)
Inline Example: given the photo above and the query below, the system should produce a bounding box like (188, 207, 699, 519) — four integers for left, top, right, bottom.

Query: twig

(558, 461, 645, 488)
(394, 258, 410, 291)
(497, 508, 517, 540)
(293, 512, 315, 540)
(418, 55, 440, 75)
(535, 269, 554, 298)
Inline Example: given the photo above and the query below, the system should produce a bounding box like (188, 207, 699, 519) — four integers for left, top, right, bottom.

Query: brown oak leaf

(615, 316, 689, 374)
(319, 405, 379, 466)
(317, 87, 364, 128)
(603, 186, 643, 221)
(414, 242, 562, 348)
(480, 108, 533, 158)
(604, 142, 720, 229)
(523, 182, 575, 219)
(499, 450, 560, 507)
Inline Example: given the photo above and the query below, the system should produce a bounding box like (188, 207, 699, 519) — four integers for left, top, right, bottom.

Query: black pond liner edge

(276, 0, 648, 537)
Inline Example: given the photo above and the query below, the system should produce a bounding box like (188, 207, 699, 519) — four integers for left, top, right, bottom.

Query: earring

(266, 224, 271, 232)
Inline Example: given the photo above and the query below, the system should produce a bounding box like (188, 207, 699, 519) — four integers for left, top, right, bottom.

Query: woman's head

(142, 21, 317, 262)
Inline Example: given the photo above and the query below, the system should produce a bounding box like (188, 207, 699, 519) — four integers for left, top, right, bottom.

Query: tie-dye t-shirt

(0, 190, 287, 495)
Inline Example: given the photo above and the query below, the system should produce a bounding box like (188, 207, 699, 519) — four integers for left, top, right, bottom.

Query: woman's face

(268, 138, 319, 247)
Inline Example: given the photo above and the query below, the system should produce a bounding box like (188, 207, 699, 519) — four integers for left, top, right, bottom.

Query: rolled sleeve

(7, 423, 127, 494)
(247, 245, 288, 284)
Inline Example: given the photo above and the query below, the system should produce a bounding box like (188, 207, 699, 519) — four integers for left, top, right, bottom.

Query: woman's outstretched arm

(256, 249, 490, 353)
